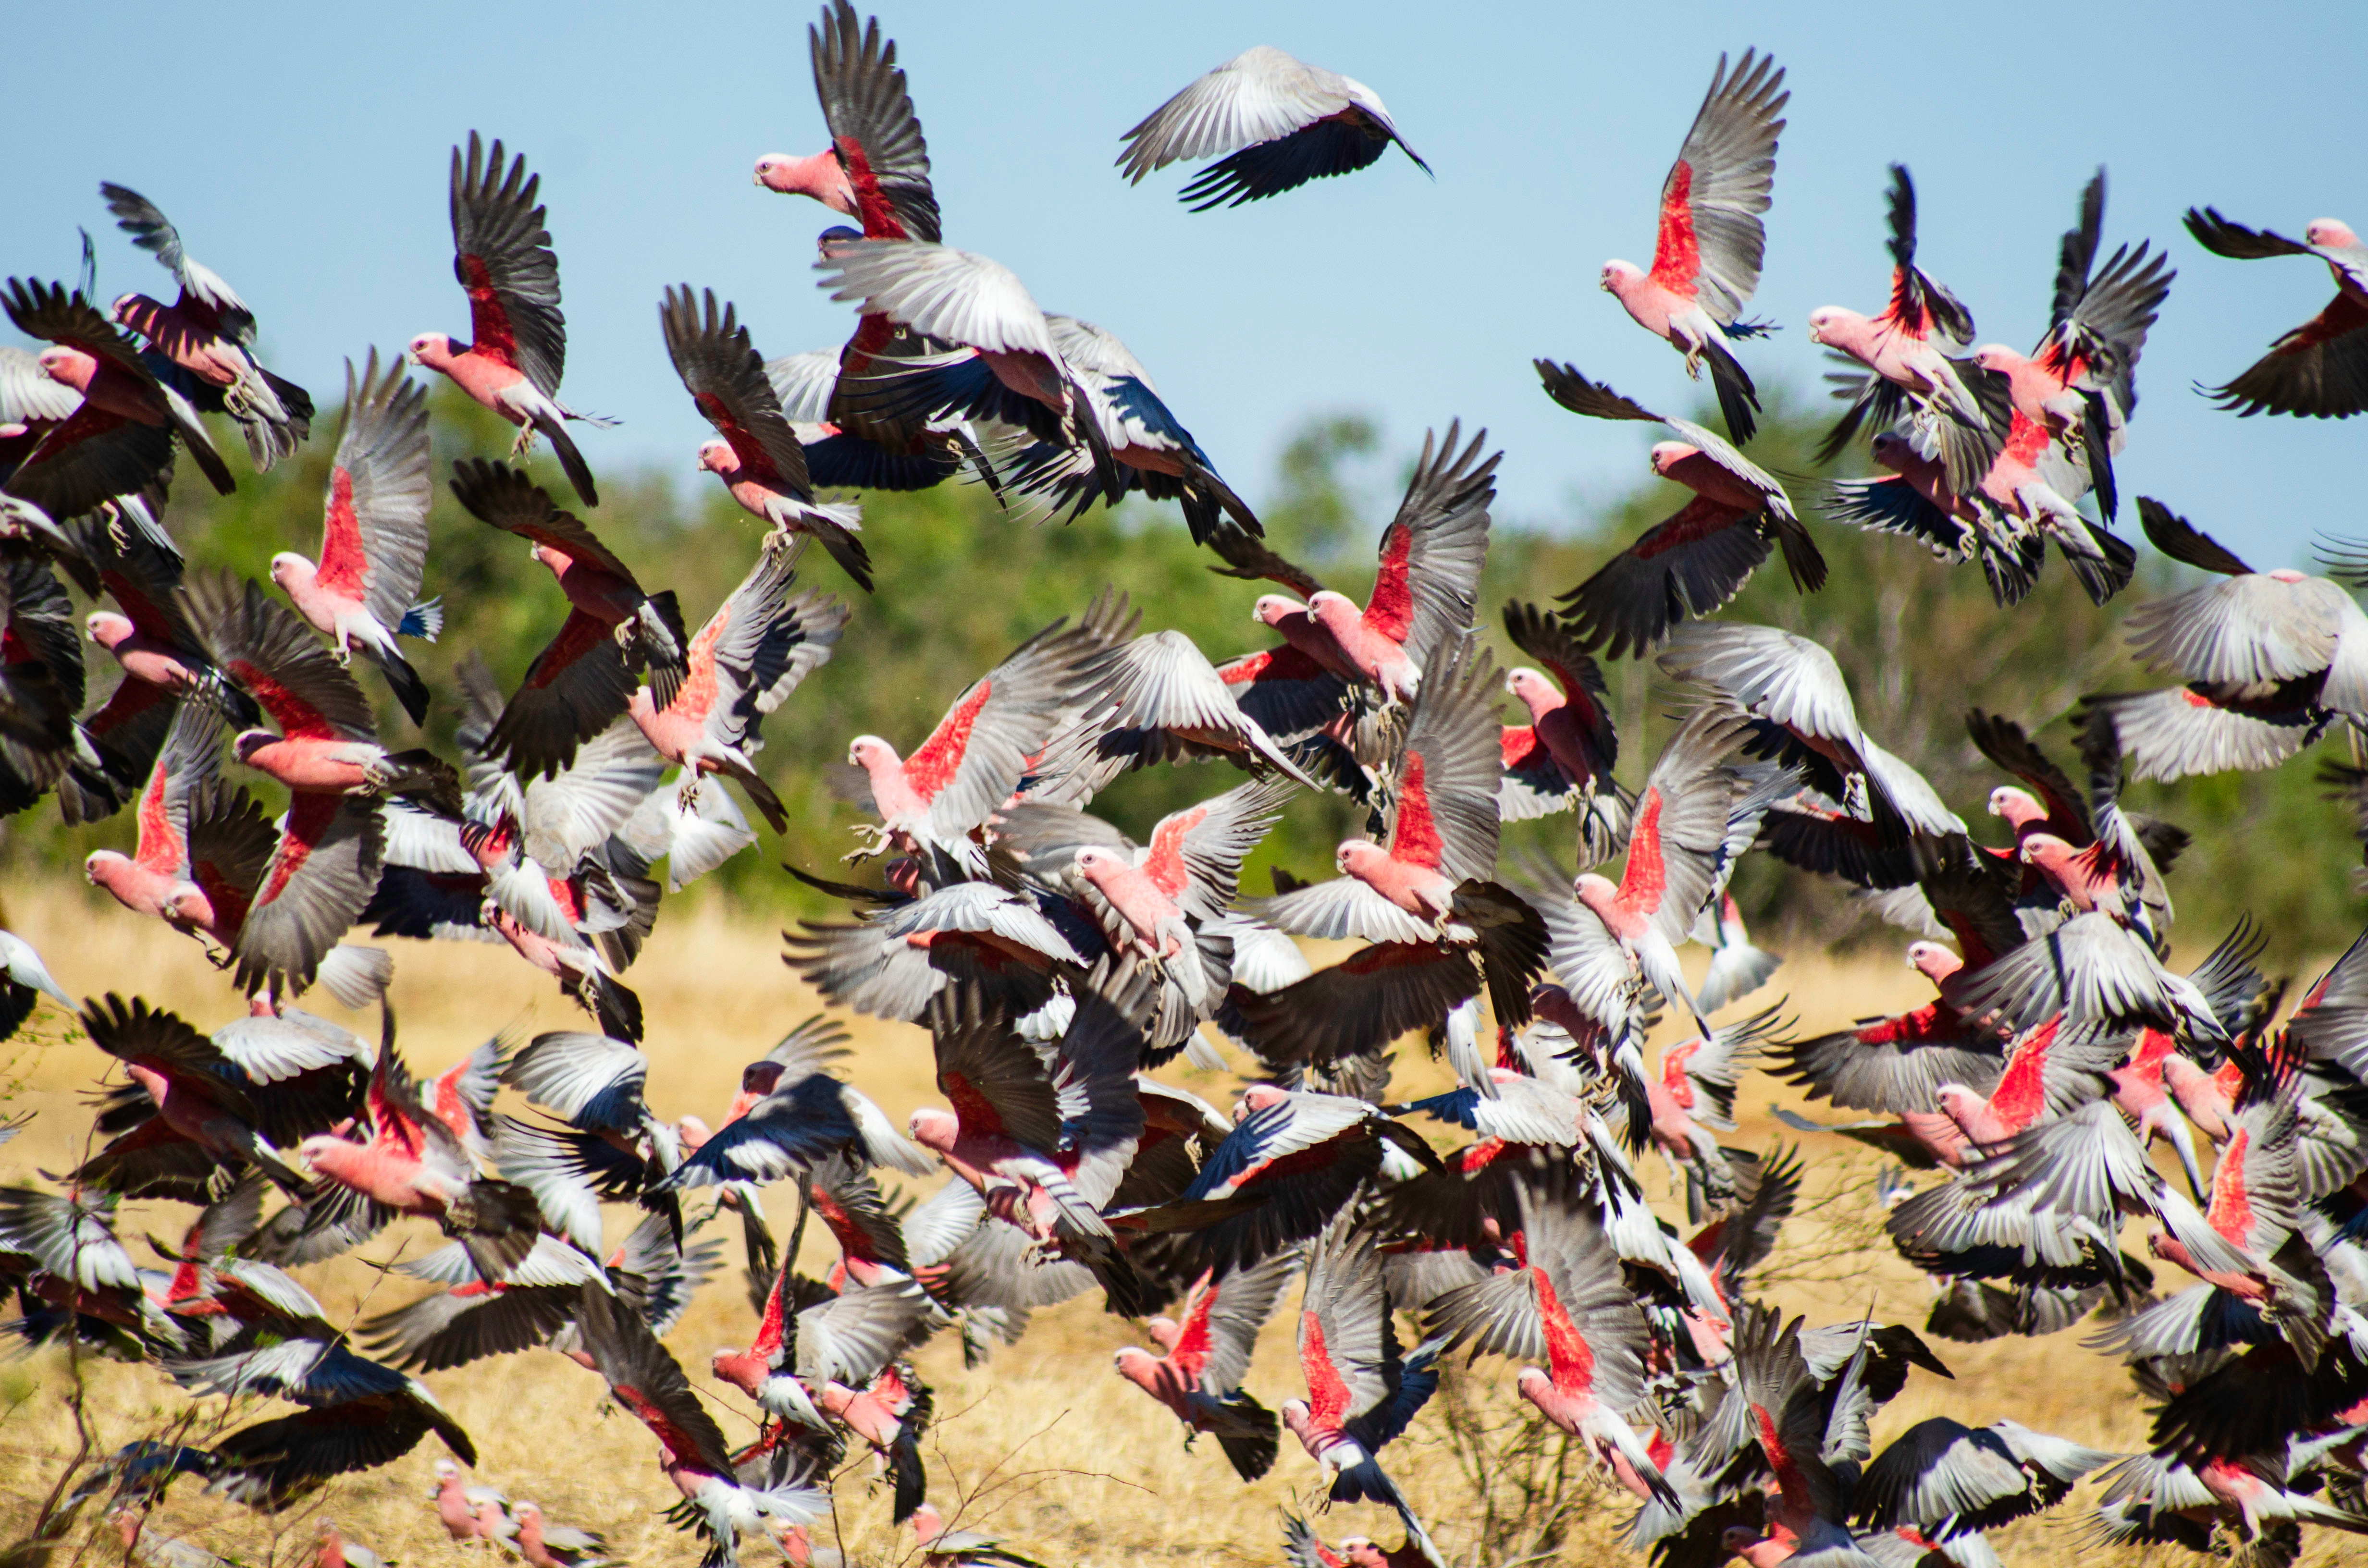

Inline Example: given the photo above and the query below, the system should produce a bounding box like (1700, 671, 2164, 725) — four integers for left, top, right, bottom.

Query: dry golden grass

(0, 877, 2360, 1567)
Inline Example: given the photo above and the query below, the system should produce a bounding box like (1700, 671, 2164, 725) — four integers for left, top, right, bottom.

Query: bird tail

(447, 1177, 544, 1282)
(812, 520, 875, 594)
(580, 968, 645, 1042)
(534, 411, 600, 509)
(2058, 523, 2136, 606)
(399, 597, 444, 641)
(722, 761, 789, 835)
(888, 1382, 933, 1522)
(372, 645, 432, 727)
(1698, 940, 1782, 1014)
(1211, 1393, 1280, 1482)
(247, 1135, 313, 1198)
(1701, 338, 1762, 446)
(316, 944, 395, 1010)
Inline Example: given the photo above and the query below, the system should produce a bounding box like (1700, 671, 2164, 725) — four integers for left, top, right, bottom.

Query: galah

(756, 0, 943, 243)
(1726, 1307, 1886, 1568)
(844, 608, 1110, 871)
(906, 968, 1150, 1251)
(1658, 621, 1964, 842)
(269, 353, 439, 724)
(814, 236, 1124, 503)
(1598, 50, 1788, 443)
(6, 277, 234, 502)
(1219, 422, 1495, 706)
(409, 133, 609, 508)
(1971, 168, 2172, 525)
(628, 539, 847, 834)
(2185, 205, 2368, 419)
(293, 1027, 543, 1283)
(1024, 616, 1322, 802)
(660, 285, 871, 588)
(1111, 1252, 1295, 1481)
(0, 317, 176, 529)
(572, 1284, 825, 1568)
(1423, 1176, 1676, 1506)
(1536, 361, 1824, 657)
(1811, 164, 1992, 481)
(100, 181, 312, 470)
(1279, 1220, 1445, 1568)
(1118, 45, 1428, 209)
(1494, 600, 1624, 847)
(1818, 428, 2043, 609)
(786, 877, 1085, 1025)
(1547, 703, 1749, 1038)
(73, 513, 257, 812)
(1007, 316, 1263, 539)
(994, 776, 1293, 1057)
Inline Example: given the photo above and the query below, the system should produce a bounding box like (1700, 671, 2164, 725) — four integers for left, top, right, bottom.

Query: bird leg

(508, 424, 541, 459)
(843, 824, 894, 863)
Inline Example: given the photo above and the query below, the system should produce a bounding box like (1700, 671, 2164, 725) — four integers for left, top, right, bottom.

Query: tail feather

(1210, 1394, 1279, 1482)
(372, 645, 432, 726)
(725, 763, 789, 834)
(2059, 524, 2136, 606)
(536, 413, 600, 509)
(1701, 338, 1762, 446)
(815, 524, 875, 594)
(583, 969, 645, 1042)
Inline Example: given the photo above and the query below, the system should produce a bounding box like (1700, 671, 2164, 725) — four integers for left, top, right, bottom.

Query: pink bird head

(847, 735, 897, 772)
(1933, 1081, 1985, 1123)
(1971, 344, 2024, 374)
(269, 551, 316, 595)
(232, 730, 282, 766)
(697, 438, 741, 477)
(86, 612, 134, 650)
(1236, 1082, 1290, 1117)
(164, 885, 216, 927)
(123, 1061, 171, 1104)
(1600, 260, 1645, 297)
(907, 1105, 959, 1152)
(1572, 870, 1622, 920)
(710, 1348, 767, 1398)
(1335, 838, 1389, 878)
(1110, 1345, 1160, 1388)
(753, 150, 857, 214)
(1904, 941, 1961, 984)
(1646, 441, 1702, 479)
(1305, 589, 1359, 630)
(84, 848, 129, 890)
(2017, 832, 2077, 872)
(529, 542, 575, 578)
(1505, 666, 1559, 715)
(1072, 845, 1129, 886)
(1805, 306, 1864, 348)
(296, 1133, 358, 1179)
(36, 345, 97, 391)
(2308, 219, 2361, 250)
(676, 1113, 712, 1150)
(407, 333, 460, 370)
(1253, 593, 1308, 628)
(1988, 785, 2045, 827)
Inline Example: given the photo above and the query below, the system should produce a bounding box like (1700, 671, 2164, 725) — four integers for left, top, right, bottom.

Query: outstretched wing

(450, 133, 567, 396)
(810, 0, 941, 242)
(1647, 50, 1788, 323)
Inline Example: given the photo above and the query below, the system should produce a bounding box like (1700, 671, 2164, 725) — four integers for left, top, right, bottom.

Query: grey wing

(333, 352, 434, 631)
(1116, 46, 1350, 180)
(1658, 623, 1859, 742)
(1387, 638, 1502, 884)
(1387, 422, 1498, 669)
(1661, 50, 1788, 322)
(451, 133, 567, 397)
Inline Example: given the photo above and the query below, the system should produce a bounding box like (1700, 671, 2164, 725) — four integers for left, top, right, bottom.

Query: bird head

(528, 542, 573, 577)
(268, 551, 314, 591)
(1904, 941, 1962, 983)
(1600, 260, 1643, 295)
(1304, 589, 1357, 628)
(2018, 832, 2075, 870)
(407, 333, 456, 369)
(232, 730, 279, 765)
(83, 848, 127, 889)
(1505, 666, 1556, 711)
(1110, 1345, 1157, 1384)
(754, 150, 857, 213)
(85, 612, 133, 649)
(1252, 593, 1307, 627)
(1971, 343, 2021, 373)
(1988, 784, 2044, 826)
(847, 735, 894, 771)
(1072, 846, 1123, 881)
(906, 1106, 958, 1151)
(35, 345, 97, 391)
(2308, 219, 2361, 250)
(676, 1114, 712, 1150)
(1335, 838, 1384, 877)
(1805, 306, 1856, 346)
(697, 439, 740, 477)
(1647, 441, 1701, 479)
(1572, 870, 1620, 914)
(816, 225, 863, 258)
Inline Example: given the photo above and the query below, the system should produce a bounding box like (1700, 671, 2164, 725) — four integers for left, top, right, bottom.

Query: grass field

(0, 876, 2355, 1568)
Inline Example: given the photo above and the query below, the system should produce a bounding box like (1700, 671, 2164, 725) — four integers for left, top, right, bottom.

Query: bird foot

(1681, 347, 1705, 380)
(508, 426, 538, 459)
(842, 824, 893, 863)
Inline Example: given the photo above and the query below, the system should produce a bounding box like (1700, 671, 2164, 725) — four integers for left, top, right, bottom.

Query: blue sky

(13, 0, 2364, 561)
